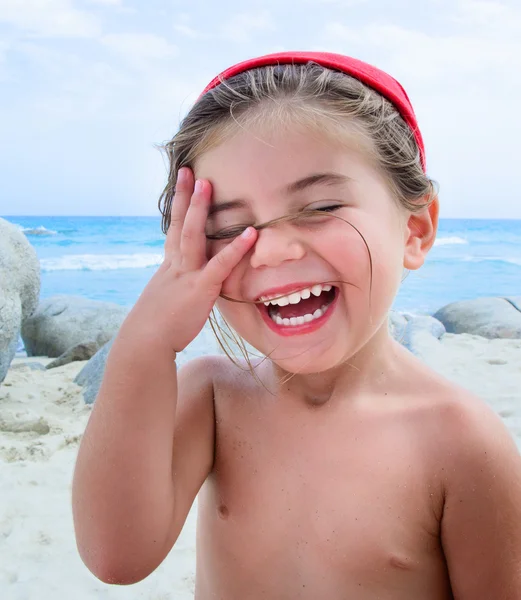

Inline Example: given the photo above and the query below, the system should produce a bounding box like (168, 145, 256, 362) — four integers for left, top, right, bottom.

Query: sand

(1, 334, 520, 599)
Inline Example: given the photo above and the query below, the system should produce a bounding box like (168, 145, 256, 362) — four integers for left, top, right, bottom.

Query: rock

(45, 341, 100, 369)
(390, 312, 446, 357)
(389, 312, 408, 340)
(75, 322, 221, 404)
(433, 297, 521, 339)
(0, 218, 41, 383)
(74, 339, 114, 405)
(21, 295, 129, 358)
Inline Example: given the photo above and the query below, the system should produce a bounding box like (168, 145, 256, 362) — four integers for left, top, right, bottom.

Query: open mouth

(257, 283, 338, 332)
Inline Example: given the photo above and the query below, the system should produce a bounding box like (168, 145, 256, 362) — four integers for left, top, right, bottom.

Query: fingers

(180, 179, 212, 269)
(164, 167, 194, 259)
(203, 227, 258, 288)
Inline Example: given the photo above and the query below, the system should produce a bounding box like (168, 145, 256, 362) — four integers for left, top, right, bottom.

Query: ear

(403, 196, 439, 271)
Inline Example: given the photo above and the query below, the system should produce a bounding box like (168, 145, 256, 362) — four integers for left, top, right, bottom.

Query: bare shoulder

(177, 353, 229, 381)
(424, 385, 521, 597)
(394, 347, 516, 453)
(408, 362, 520, 469)
(183, 354, 263, 393)
(427, 381, 519, 464)
(176, 354, 260, 415)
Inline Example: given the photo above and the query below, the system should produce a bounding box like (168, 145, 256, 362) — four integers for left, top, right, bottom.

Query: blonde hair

(157, 62, 437, 377)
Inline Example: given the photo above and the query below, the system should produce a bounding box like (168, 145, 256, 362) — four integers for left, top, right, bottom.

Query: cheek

(218, 259, 247, 300)
(214, 297, 253, 341)
(320, 219, 401, 289)
(319, 222, 372, 274)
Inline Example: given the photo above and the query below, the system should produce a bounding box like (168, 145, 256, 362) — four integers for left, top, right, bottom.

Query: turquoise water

(5, 216, 521, 316)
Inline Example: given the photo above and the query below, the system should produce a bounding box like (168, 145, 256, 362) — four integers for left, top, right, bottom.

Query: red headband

(200, 51, 426, 172)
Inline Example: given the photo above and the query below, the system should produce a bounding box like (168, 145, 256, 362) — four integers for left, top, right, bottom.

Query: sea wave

(40, 253, 163, 272)
(17, 225, 58, 236)
(462, 255, 521, 266)
(433, 236, 468, 246)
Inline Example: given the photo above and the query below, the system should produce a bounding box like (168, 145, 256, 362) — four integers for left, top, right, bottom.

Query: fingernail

(194, 179, 203, 193)
(241, 227, 254, 239)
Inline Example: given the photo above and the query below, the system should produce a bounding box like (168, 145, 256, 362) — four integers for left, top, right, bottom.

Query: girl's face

(195, 124, 424, 374)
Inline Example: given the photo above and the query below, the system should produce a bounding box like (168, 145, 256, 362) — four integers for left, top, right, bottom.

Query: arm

(72, 168, 257, 585)
(72, 330, 216, 585)
(440, 397, 521, 599)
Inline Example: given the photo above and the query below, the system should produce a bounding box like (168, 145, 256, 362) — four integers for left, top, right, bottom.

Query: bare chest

(196, 406, 450, 599)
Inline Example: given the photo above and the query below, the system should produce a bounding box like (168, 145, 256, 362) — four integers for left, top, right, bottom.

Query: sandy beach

(1, 333, 520, 599)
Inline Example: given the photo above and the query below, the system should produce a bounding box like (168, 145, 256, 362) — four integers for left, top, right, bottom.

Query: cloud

(302, 0, 368, 4)
(0, 0, 101, 38)
(220, 10, 276, 43)
(86, 0, 122, 4)
(172, 13, 206, 39)
(100, 33, 178, 67)
(317, 0, 521, 216)
(173, 23, 204, 38)
(321, 2, 521, 83)
(453, 0, 521, 30)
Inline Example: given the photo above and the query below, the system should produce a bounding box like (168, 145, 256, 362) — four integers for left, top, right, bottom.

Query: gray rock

(433, 297, 521, 339)
(46, 341, 101, 369)
(75, 322, 221, 404)
(74, 339, 114, 404)
(21, 295, 129, 358)
(390, 312, 446, 357)
(0, 218, 41, 383)
(389, 311, 408, 341)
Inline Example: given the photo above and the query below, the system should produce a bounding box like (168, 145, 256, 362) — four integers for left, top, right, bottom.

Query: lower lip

(257, 290, 339, 337)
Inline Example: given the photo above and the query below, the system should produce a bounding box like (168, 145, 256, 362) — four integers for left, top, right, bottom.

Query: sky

(0, 0, 520, 219)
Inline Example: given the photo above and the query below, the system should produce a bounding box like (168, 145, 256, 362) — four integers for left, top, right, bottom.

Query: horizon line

(2, 215, 521, 221)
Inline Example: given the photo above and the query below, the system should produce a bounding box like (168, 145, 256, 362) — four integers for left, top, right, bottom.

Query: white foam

(12, 224, 58, 236)
(40, 253, 163, 272)
(461, 255, 521, 266)
(434, 236, 468, 246)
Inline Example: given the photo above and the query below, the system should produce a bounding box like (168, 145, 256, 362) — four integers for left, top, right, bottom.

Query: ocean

(5, 215, 521, 319)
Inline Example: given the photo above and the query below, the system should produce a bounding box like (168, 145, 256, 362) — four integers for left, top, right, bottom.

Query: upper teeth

(260, 284, 333, 307)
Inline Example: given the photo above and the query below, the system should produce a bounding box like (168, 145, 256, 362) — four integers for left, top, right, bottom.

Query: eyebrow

(208, 171, 350, 217)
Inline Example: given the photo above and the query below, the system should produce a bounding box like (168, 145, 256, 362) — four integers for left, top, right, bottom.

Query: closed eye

(309, 204, 344, 213)
(206, 205, 344, 240)
(206, 225, 249, 240)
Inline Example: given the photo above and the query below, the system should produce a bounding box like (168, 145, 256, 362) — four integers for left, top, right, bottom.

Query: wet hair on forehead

(156, 61, 438, 379)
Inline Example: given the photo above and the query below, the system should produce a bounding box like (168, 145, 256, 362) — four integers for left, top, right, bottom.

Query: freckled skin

(193, 348, 456, 599)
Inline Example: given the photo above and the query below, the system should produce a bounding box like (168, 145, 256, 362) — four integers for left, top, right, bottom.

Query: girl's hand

(123, 167, 257, 352)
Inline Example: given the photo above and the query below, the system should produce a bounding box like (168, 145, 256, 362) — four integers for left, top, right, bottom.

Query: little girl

(72, 52, 521, 599)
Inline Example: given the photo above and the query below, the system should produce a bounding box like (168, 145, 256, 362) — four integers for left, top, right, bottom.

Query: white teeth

(261, 283, 334, 306)
(269, 304, 330, 327)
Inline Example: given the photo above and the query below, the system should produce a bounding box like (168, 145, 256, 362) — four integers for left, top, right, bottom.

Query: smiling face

(195, 123, 424, 374)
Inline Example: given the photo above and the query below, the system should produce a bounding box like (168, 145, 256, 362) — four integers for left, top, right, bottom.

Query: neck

(268, 323, 403, 407)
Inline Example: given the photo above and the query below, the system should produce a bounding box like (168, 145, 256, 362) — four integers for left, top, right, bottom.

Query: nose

(249, 224, 306, 269)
